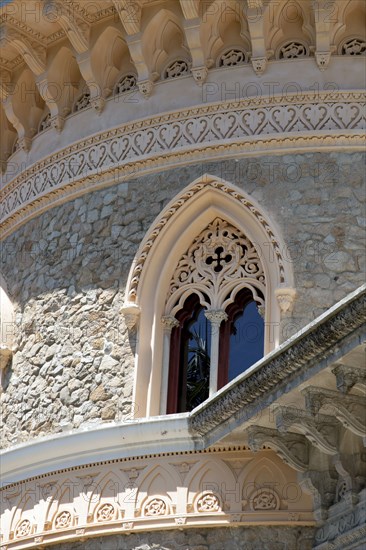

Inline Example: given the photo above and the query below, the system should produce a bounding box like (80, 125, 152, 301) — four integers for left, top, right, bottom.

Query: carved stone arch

(86, 471, 127, 523)
(86, 470, 127, 517)
(240, 454, 288, 487)
(239, 454, 287, 510)
(185, 458, 236, 495)
(141, 9, 191, 80)
(90, 26, 132, 99)
(200, 0, 250, 68)
(124, 174, 295, 417)
(267, 0, 314, 59)
(45, 45, 81, 120)
(135, 463, 179, 515)
(9, 493, 37, 540)
(4, 67, 44, 151)
(332, 0, 366, 54)
(43, 478, 76, 531)
(137, 463, 180, 496)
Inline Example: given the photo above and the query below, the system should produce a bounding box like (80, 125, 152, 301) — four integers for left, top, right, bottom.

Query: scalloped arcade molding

(0, 90, 365, 239)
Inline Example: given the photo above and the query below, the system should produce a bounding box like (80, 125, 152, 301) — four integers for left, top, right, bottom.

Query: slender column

(160, 315, 180, 414)
(205, 310, 228, 397)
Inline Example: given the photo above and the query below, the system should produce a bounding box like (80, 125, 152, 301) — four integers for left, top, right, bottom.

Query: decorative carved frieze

(341, 38, 366, 56)
(0, 92, 365, 239)
(15, 520, 31, 538)
(143, 497, 167, 516)
(95, 503, 116, 522)
(313, 496, 366, 548)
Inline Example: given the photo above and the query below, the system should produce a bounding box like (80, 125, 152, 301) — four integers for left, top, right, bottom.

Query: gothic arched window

(163, 218, 265, 413)
(123, 175, 296, 418)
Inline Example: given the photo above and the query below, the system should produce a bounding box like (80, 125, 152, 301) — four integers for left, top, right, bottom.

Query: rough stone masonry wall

(1, 152, 365, 447)
(48, 526, 315, 550)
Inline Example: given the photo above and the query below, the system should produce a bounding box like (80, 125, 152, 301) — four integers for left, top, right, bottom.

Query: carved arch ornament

(122, 175, 296, 417)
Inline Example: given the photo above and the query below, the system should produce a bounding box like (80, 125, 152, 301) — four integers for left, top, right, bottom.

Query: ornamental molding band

(0, 448, 314, 548)
(0, 90, 365, 239)
(166, 217, 265, 315)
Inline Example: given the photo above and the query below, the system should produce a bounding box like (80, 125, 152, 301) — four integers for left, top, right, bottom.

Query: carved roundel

(54, 510, 72, 529)
(278, 41, 309, 59)
(115, 73, 137, 95)
(195, 491, 222, 513)
(15, 519, 31, 538)
(249, 488, 280, 511)
(218, 47, 248, 67)
(163, 59, 191, 80)
(340, 37, 366, 56)
(95, 502, 116, 522)
(143, 497, 168, 516)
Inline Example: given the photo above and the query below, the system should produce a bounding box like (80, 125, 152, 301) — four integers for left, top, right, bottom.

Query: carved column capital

(121, 304, 140, 330)
(161, 315, 180, 332)
(275, 287, 297, 313)
(204, 310, 228, 326)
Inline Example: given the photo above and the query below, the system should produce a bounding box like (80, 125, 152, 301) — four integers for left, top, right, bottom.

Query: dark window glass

(228, 300, 264, 381)
(167, 294, 211, 414)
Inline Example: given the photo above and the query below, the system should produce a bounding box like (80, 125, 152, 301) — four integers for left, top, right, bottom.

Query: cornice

(0, 90, 365, 239)
(189, 284, 366, 437)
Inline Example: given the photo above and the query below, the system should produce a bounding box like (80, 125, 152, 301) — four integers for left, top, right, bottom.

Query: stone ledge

(189, 284, 366, 437)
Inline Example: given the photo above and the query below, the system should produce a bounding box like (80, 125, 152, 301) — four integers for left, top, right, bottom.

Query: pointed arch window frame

(122, 175, 296, 418)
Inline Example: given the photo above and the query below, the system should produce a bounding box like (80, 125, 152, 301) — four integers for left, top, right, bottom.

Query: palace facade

(0, 1, 365, 549)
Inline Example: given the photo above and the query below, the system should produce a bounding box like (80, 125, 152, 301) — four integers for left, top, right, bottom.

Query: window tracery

(166, 218, 265, 315)
(165, 218, 265, 413)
